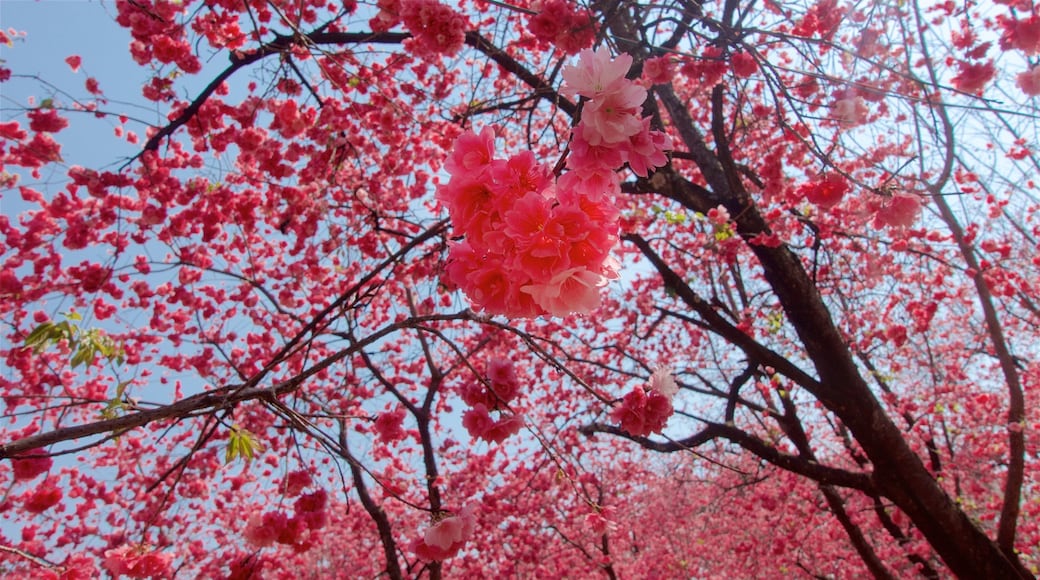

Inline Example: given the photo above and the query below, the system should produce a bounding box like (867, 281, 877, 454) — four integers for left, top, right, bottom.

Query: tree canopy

(1, 0, 1038, 578)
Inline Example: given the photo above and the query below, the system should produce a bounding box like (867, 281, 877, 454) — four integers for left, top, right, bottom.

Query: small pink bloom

(612, 386, 673, 437)
(621, 118, 672, 177)
(11, 449, 52, 481)
(581, 84, 648, 146)
(487, 358, 520, 405)
(283, 470, 312, 497)
(730, 51, 758, 77)
(25, 481, 62, 513)
(832, 96, 868, 125)
(462, 403, 495, 438)
(65, 55, 82, 72)
(641, 56, 675, 85)
(521, 267, 605, 317)
(562, 47, 634, 100)
(951, 60, 995, 94)
(872, 193, 922, 229)
(413, 505, 477, 562)
(800, 175, 849, 208)
(1017, 67, 1040, 96)
(650, 366, 678, 399)
(445, 126, 496, 177)
(374, 407, 408, 442)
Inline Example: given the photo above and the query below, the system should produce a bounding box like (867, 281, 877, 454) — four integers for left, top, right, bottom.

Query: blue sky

(1, 1, 149, 169)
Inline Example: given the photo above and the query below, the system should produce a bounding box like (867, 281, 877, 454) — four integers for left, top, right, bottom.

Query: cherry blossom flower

(412, 505, 478, 562)
(25, 480, 63, 513)
(561, 46, 634, 100)
(400, 0, 468, 59)
(650, 366, 679, 399)
(612, 385, 674, 437)
(445, 126, 496, 177)
(731, 51, 758, 77)
(102, 545, 172, 579)
(871, 193, 923, 229)
(951, 60, 995, 94)
(521, 267, 605, 316)
(832, 95, 868, 125)
(374, 407, 408, 443)
(528, 0, 596, 55)
(1017, 67, 1040, 96)
(580, 83, 648, 145)
(11, 448, 52, 481)
(641, 56, 675, 85)
(800, 175, 850, 208)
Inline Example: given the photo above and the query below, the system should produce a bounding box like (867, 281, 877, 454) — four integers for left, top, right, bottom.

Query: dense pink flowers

(460, 358, 524, 442)
(11, 448, 52, 480)
(870, 193, 923, 229)
(102, 545, 172, 579)
(438, 135, 619, 317)
(25, 480, 63, 513)
(528, 0, 596, 55)
(242, 488, 329, 552)
(1017, 67, 1040, 96)
(951, 60, 996, 94)
(440, 48, 669, 317)
(411, 505, 477, 562)
(612, 367, 677, 437)
(800, 175, 850, 208)
(373, 0, 467, 58)
(641, 56, 675, 85)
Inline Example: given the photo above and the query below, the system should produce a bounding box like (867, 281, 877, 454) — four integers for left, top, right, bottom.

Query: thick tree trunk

(739, 209, 1032, 579)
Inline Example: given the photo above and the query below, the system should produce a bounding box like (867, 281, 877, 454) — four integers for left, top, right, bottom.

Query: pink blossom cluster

(411, 504, 477, 562)
(102, 545, 172, 579)
(612, 367, 677, 437)
(798, 175, 849, 208)
(460, 358, 524, 443)
(373, 406, 408, 443)
(562, 47, 671, 176)
(11, 448, 52, 481)
(1017, 66, 1040, 96)
(242, 488, 329, 552)
(24, 479, 63, 513)
(439, 128, 618, 317)
(371, 0, 467, 59)
(528, 0, 596, 55)
(440, 48, 670, 318)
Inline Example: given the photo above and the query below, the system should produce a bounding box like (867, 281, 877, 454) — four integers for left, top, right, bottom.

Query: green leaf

(101, 380, 132, 420)
(225, 426, 261, 464)
(23, 322, 57, 351)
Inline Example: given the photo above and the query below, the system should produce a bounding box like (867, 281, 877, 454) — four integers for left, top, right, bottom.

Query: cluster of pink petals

(563, 47, 672, 177)
(951, 60, 996, 94)
(439, 127, 618, 317)
(528, 0, 596, 55)
(799, 175, 850, 208)
(440, 48, 669, 318)
(460, 358, 524, 443)
(1017, 66, 1040, 96)
(242, 489, 328, 552)
(371, 0, 467, 58)
(24, 479, 63, 513)
(612, 367, 677, 437)
(11, 448, 52, 480)
(102, 545, 172, 579)
(870, 192, 923, 229)
(641, 56, 676, 86)
(411, 505, 477, 562)
(373, 406, 408, 443)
